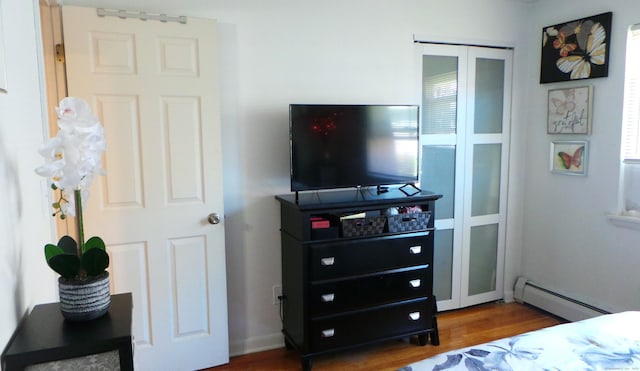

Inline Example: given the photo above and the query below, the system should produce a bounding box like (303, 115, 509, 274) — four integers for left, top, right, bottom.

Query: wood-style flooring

(207, 302, 564, 371)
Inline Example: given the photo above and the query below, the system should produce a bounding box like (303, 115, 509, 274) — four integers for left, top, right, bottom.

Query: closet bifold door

(418, 43, 512, 311)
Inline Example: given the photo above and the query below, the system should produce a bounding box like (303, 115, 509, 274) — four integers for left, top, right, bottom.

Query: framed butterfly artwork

(540, 12, 612, 84)
(550, 140, 589, 176)
(547, 86, 593, 134)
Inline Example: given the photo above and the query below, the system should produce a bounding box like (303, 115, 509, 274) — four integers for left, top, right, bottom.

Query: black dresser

(276, 188, 441, 370)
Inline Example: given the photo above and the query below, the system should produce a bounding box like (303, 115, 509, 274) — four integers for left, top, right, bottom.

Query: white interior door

(418, 43, 512, 311)
(61, 6, 229, 370)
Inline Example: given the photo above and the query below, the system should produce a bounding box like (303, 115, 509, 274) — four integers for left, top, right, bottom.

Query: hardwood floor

(207, 302, 564, 371)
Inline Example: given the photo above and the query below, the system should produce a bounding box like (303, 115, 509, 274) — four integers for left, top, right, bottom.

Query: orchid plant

(36, 97, 109, 279)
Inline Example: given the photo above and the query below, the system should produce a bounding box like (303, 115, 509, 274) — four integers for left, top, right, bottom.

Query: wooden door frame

(39, 0, 70, 237)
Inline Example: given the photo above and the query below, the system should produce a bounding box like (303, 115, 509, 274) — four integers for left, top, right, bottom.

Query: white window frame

(621, 24, 640, 163)
(610, 24, 640, 229)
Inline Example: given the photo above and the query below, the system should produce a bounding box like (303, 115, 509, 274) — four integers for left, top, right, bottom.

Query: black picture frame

(540, 12, 612, 84)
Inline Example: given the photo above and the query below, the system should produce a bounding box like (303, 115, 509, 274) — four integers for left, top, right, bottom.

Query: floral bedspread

(398, 311, 640, 371)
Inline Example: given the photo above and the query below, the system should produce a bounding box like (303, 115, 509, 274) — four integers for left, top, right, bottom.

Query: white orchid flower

(35, 97, 106, 218)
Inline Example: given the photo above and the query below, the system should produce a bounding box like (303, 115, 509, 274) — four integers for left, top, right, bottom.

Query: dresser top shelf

(1, 293, 133, 371)
(276, 188, 442, 211)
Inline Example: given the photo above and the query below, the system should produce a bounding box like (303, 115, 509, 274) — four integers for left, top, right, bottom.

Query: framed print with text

(547, 86, 593, 134)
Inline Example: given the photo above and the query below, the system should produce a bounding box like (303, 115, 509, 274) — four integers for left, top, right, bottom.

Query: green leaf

(47, 254, 80, 278)
(44, 243, 64, 262)
(83, 236, 106, 254)
(81, 248, 110, 276)
(58, 235, 78, 256)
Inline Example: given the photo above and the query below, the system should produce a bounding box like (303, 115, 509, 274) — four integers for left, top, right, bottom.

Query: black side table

(2, 293, 134, 371)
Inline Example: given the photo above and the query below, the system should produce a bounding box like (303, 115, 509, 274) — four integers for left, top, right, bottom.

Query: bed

(398, 311, 640, 371)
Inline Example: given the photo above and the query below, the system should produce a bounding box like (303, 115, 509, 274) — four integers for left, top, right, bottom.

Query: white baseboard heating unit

(514, 276, 609, 322)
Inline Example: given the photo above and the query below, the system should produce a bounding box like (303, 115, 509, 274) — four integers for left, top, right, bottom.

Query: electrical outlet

(272, 285, 282, 305)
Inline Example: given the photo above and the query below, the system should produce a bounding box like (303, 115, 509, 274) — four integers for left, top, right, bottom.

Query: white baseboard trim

(503, 289, 515, 303)
(229, 332, 284, 357)
(513, 276, 609, 322)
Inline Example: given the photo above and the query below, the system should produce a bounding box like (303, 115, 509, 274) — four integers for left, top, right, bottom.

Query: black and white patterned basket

(58, 271, 111, 321)
(341, 216, 386, 237)
(388, 211, 432, 233)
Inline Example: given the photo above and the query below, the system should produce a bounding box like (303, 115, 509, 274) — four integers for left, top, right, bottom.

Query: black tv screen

(290, 104, 419, 192)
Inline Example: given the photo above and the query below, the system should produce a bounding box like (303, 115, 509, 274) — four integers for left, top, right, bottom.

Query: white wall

(199, 0, 535, 354)
(60, 0, 532, 355)
(29, 0, 640, 361)
(13, 0, 639, 361)
(521, 0, 640, 313)
(0, 0, 57, 351)
(158, 0, 534, 354)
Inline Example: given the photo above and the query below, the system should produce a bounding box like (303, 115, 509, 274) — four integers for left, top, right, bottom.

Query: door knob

(208, 213, 221, 225)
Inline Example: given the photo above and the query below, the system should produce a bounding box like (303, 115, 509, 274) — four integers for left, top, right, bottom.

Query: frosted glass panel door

(420, 47, 465, 311)
(419, 44, 511, 310)
(471, 144, 501, 216)
(468, 224, 499, 296)
(422, 146, 456, 302)
(474, 58, 505, 134)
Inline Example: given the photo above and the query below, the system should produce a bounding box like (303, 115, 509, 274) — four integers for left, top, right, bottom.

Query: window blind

(622, 24, 640, 162)
(423, 71, 457, 135)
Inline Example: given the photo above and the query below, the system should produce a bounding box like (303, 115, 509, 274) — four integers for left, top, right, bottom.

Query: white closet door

(418, 44, 512, 310)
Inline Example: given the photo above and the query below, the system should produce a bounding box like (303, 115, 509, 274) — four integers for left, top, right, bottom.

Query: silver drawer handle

(321, 293, 335, 302)
(321, 257, 335, 266)
(409, 279, 421, 288)
(409, 246, 422, 254)
(321, 328, 335, 338)
(409, 312, 421, 321)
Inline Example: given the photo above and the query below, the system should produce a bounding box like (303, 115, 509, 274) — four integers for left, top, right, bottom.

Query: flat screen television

(289, 104, 420, 192)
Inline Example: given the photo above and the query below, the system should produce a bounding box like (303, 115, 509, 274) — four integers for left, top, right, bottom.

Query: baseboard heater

(514, 276, 609, 322)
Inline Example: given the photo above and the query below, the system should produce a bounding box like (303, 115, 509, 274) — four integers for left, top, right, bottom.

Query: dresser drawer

(309, 298, 433, 352)
(309, 268, 431, 317)
(309, 233, 432, 281)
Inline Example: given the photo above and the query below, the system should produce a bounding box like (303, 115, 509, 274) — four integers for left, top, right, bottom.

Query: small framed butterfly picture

(550, 140, 589, 176)
(547, 86, 593, 134)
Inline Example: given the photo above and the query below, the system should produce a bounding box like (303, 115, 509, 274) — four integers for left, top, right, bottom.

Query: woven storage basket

(341, 216, 386, 237)
(388, 211, 432, 233)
